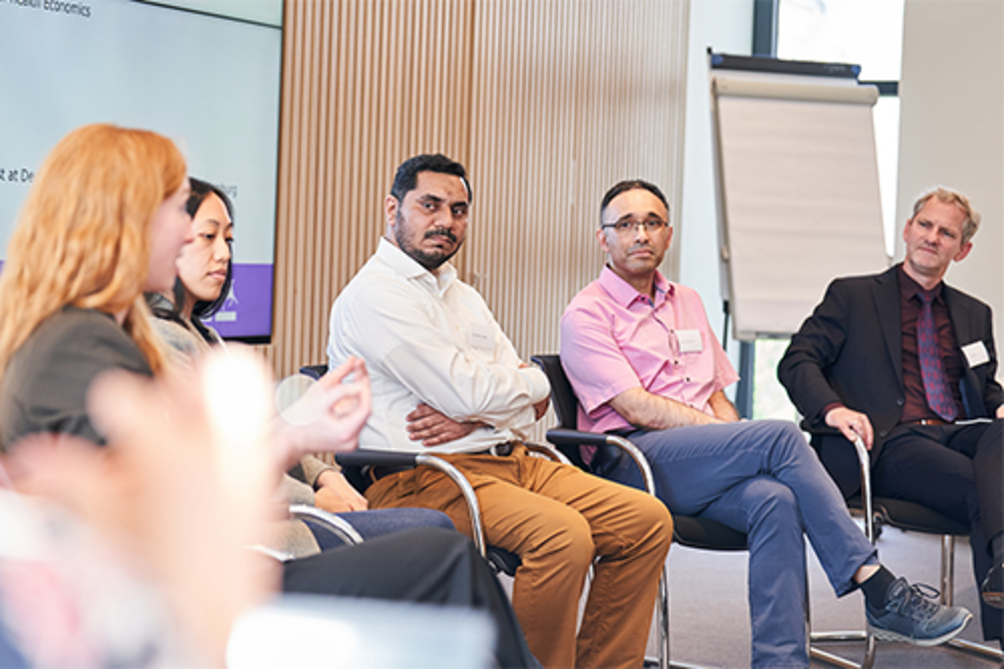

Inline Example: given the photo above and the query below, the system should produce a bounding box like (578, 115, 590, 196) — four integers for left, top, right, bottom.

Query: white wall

(897, 0, 1003, 382)
(678, 0, 755, 372)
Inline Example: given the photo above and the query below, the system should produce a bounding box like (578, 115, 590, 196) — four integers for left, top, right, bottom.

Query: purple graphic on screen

(205, 263, 274, 339)
(0, 261, 273, 340)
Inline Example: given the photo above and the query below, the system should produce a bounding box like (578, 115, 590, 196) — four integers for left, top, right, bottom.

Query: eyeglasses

(600, 218, 669, 235)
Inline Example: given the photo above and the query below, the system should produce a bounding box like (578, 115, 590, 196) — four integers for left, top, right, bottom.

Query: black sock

(860, 566, 897, 608)
(991, 532, 1004, 564)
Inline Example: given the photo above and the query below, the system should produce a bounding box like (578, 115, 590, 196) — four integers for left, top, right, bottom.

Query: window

(778, 0, 904, 257)
(750, 0, 905, 420)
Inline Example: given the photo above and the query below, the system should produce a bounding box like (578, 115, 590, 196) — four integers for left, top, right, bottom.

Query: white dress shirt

(328, 238, 550, 454)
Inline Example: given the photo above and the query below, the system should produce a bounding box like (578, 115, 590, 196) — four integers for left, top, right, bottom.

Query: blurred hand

(406, 403, 486, 447)
(313, 469, 367, 513)
(277, 357, 372, 466)
(825, 406, 874, 450)
(6, 349, 280, 667)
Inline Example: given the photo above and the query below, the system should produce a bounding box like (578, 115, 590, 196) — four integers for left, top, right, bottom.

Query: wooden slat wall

(266, 0, 690, 397)
(468, 0, 690, 360)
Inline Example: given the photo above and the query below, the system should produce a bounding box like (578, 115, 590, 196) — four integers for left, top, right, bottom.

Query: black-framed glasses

(600, 218, 669, 235)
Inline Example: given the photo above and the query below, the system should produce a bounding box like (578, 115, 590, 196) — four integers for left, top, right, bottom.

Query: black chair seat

(674, 516, 748, 551)
(873, 497, 969, 536)
(486, 547, 523, 575)
(532, 355, 751, 555)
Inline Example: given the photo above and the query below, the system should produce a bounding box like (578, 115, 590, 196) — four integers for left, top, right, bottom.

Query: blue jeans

(309, 507, 456, 551)
(603, 420, 877, 668)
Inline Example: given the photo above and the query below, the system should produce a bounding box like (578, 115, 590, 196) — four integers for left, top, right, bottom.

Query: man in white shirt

(328, 154, 672, 669)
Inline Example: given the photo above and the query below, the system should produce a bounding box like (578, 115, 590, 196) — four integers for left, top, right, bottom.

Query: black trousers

(872, 419, 1003, 640)
(282, 527, 539, 668)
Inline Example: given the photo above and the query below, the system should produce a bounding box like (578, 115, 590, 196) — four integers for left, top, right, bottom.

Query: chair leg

(809, 640, 876, 669)
(808, 440, 878, 669)
(658, 565, 670, 669)
(942, 534, 955, 605)
(646, 563, 716, 669)
(946, 638, 1004, 662)
(808, 578, 877, 669)
(643, 565, 672, 669)
(605, 435, 694, 669)
(938, 533, 1004, 663)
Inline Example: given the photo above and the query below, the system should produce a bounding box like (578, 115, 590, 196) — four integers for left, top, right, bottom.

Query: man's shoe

(981, 562, 1003, 609)
(866, 577, 972, 646)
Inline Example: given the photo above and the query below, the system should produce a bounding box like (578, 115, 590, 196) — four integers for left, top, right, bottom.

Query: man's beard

(395, 212, 463, 271)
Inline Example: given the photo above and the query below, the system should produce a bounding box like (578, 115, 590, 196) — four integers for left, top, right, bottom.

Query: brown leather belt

(371, 442, 516, 480)
(905, 418, 950, 426)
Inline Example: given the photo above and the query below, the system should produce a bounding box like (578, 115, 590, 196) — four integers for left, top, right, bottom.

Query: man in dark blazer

(779, 186, 1003, 643)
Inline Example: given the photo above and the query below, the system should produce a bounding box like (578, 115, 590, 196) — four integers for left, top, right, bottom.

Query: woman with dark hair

(145, 178, 456, 549)
(146, 178, 233, 365)
(0, 129, 537, 669)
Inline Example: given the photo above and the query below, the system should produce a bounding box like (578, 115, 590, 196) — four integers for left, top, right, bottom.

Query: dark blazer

(778, 265, 1002, 497)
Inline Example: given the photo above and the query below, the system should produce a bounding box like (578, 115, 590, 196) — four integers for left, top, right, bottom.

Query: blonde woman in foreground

(0, 124, 537, 668)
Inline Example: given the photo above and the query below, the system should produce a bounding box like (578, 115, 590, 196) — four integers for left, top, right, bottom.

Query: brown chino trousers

(365, 444, 673, 669)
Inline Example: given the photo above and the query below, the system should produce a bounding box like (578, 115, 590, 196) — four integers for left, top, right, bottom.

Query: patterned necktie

(917, 291, 957, 421)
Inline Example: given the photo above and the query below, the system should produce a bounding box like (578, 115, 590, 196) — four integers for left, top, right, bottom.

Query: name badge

(961, 340, 990, 368)
(676, 329, 703, 353)
(469, 322, 496, 350)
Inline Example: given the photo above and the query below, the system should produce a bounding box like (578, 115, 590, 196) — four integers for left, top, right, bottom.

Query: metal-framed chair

(298, 364, 498, 560)
(289, 504, 365, 546)
(250, 504, 367, 563)
(807, 436, 1003, 667)
(300, 362, 671, 668)
(532, 354, 749, 669)
(297, 365, 568, 574)
(530, 354, 912, 669)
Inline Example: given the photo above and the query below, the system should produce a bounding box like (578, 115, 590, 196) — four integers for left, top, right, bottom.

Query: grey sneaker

(866, 577, 972, 646)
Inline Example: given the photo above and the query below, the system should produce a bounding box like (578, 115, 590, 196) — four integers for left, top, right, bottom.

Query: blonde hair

(0, 124, 187, 381)
(912, 186, 982, 245)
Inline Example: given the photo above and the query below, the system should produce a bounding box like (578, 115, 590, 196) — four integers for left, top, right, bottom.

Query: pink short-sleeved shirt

(560, 266, 739, 433)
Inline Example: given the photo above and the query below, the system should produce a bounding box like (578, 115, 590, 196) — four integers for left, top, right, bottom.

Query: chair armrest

(335, 450, 418, 469)
(289, 504, 365, 546)
(299, 364, 328, 380)
(545, 427, 610, 448)
(545, 428, 658, 497)
(852, 436, 877, 544)
(334, 449, 487, 558)
(522, 441, 571, 464)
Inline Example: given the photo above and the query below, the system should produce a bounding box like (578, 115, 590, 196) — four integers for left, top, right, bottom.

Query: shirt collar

(376, 237, 457, 293)
(598, 265, 672, 307)
(896, 262, 943, 303)
(146, 292, 174, 313)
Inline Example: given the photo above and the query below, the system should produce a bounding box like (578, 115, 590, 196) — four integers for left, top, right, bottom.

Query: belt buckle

(489, 442, 512, 457)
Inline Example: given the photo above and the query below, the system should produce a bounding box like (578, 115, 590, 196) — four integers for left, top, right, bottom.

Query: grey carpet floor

(651, 524, 1002, 668)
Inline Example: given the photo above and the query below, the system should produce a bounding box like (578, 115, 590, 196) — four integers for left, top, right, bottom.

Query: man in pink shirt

(560, 179, 971, 668)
